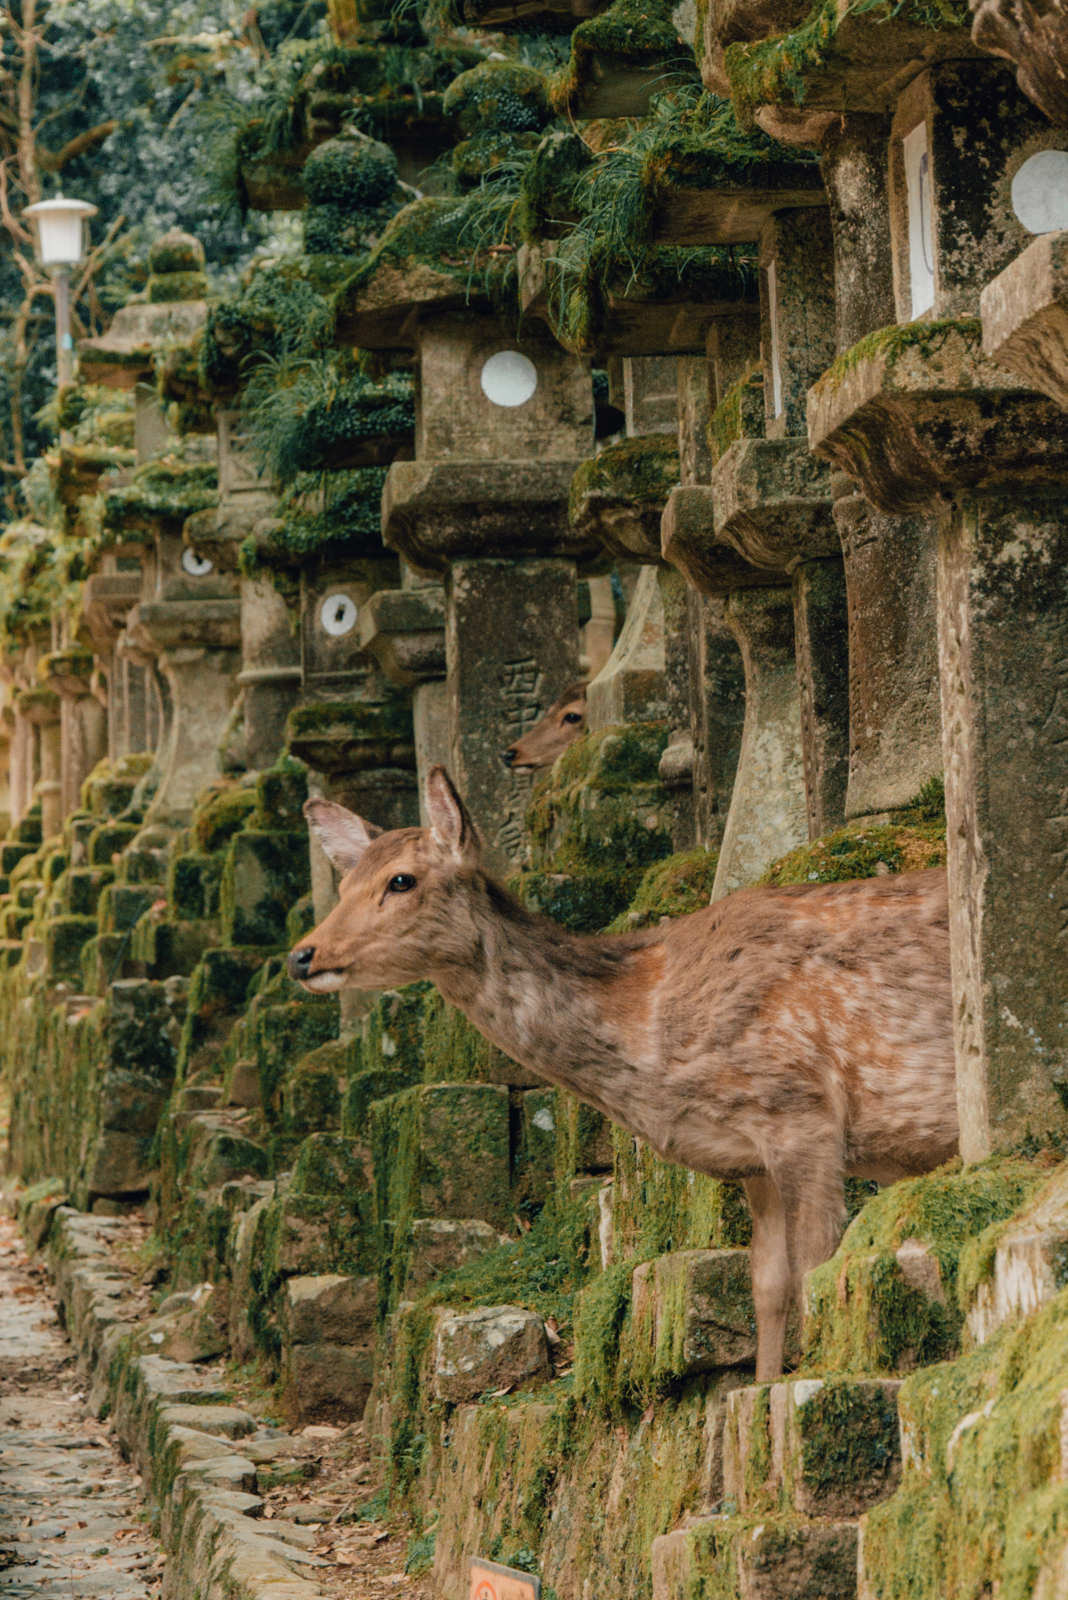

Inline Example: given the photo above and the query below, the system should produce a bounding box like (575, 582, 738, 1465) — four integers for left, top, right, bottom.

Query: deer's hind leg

(743, 1173, 791, 1381)
(775, 1145, 847, 1356)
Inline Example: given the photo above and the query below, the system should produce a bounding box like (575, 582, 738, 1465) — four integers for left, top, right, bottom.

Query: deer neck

(431, 880, 658, 1123)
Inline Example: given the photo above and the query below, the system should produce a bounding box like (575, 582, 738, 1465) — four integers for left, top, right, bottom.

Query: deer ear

(303, 798, 381, 874)
(425, 766, 480, 862)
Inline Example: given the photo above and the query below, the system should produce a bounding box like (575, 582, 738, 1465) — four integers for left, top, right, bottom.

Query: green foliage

(243, 353, 413, 480)
(200, 261, 334, 394)
(239, 466, 389, 573)
(531, 93, 758, 351)
(725, 0, 970, 126)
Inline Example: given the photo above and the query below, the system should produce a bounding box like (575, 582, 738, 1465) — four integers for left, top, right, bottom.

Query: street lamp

(24, 194, 98, 388)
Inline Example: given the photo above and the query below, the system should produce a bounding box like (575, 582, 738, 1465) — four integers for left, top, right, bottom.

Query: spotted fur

(290, 767, 958, 1378)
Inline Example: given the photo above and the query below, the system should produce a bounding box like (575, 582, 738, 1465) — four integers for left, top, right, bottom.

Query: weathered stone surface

(281, 1273, 377, 1345)
(405, 1218, 506, 1293)
(652, 1514, 857, 1600)
(724, 1376, 902, 1519)
(711, 585, 807, 898)
(281, 1342, 375, 1423)
(937, 492, 1068, 1157)
(135, 1282, 228, 1362)
(628, 1249, 757, 1380)
(835, 490, 942, 817)
(965, 1166, 1068, 1345)
(432, 1304, 550, 1402)
(980, 229, 1068, 409)
(808, 320, 1068, 516)
(159, 1403, 257, 1439)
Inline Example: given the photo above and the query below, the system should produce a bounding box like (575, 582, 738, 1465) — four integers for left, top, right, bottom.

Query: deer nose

(501, 748, 516, 767)
(287, 946, 315, 980)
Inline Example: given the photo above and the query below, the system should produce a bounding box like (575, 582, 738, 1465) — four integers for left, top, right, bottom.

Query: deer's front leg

(743, 1173, 790, 1381)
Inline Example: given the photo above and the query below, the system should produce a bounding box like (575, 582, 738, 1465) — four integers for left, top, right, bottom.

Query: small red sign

(469, 1557, 541, 1600)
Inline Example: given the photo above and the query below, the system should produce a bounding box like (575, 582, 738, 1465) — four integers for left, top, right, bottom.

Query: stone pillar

(662, 489, 803, 886)
(938, 491, 1068, 1157)
(19, 690, 63, 841)
(707, 206, 848, 837)
(42, 652, 108, 818)
(805, 75, 1068, 1158)
(383, 314, 592, 874)
(217, 410, 301, 772)
(685, 588, 745, 849)
(358, 571, 448, 828)
(817, 115, 945, 817)
(127, 529, 241, 825)
(835, 488, 942, 815)
(711, 586, 807, 899)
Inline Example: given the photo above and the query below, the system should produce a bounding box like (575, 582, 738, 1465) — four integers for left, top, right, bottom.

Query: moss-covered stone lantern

(803, 59, 1068, 1164)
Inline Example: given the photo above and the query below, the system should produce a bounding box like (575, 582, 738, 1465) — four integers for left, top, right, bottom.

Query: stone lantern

(77, 230, 210, 771)
(338, 199, 595, 872)
(804, 57, 1068, 1159)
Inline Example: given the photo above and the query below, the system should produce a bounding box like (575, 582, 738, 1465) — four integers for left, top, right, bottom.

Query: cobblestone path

(0, 1211, 161, 1598)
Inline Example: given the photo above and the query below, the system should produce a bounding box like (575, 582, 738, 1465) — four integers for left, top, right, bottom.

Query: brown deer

(501, 682, 587, 771)
(288, 767, 958, 1379)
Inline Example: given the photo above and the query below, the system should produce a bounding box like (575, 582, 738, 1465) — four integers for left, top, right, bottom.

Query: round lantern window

(181, 548, 214, 577)
(480, 350, 538, 408)
(320, 592, 358, 637)
(1011, 151, 1068, 234)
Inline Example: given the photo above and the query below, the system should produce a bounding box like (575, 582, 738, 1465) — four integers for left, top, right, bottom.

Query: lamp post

(23, 194, 97, 388)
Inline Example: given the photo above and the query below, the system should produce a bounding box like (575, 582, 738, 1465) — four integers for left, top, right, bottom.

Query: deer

(288, 766, 958, 1380)
(501, 682, 587, 772)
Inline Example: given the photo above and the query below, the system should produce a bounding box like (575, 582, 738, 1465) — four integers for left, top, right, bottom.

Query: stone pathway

(0, 1211, 161, 1598)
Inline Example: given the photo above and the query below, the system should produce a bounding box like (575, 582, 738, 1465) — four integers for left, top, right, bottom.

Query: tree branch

(38, 119, 118, 171)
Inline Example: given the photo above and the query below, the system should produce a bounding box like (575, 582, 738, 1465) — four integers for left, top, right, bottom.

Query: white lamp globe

(24, 195, 98, 267)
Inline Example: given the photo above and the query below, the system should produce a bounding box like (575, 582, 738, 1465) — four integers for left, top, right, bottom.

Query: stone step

(652, 1512, 857, 1600)
(723, 1376, 902, 1520)
(98, 881, 162, 933)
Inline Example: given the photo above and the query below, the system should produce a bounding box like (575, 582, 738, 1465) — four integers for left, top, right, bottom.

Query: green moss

(146, 270, 208, 304)
(333, 194, 517, 317)
(200, 260, 334, 395)
(192, 783, 258, 853)
(240, 467, 390, 573)
(149, 230, 205, 276)
(725, 0, 970, 129)
(761, 818, 946, 887)
(516, 128, 592, 242)
(304, 135, 398, 210)
(426, 1187, 597, 1332)
(568, 435, 679, 527)
(443, 61, 550, 136)
(244, 355, 413, 480)
(550, 0, 698, 113)
(860, 1286, 1068, 1600)
(804, 1159, 1047, 1375)
(808, 317, 982, 406)
(573, 1260, 635, 1410)
(709, 365, 764, 462)
(602, 847, 719, 933)
(796, 1379, 900, 1504)
(101, 458, 217, 534)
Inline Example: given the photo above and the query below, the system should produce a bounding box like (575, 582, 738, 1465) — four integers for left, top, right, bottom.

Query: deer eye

(563, 711, 583, 724)
(387, 873, 416, 893)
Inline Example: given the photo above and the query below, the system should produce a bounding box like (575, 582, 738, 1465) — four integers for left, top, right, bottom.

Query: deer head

(287, 767, 485, 993)
(501, 682, 586, 771)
